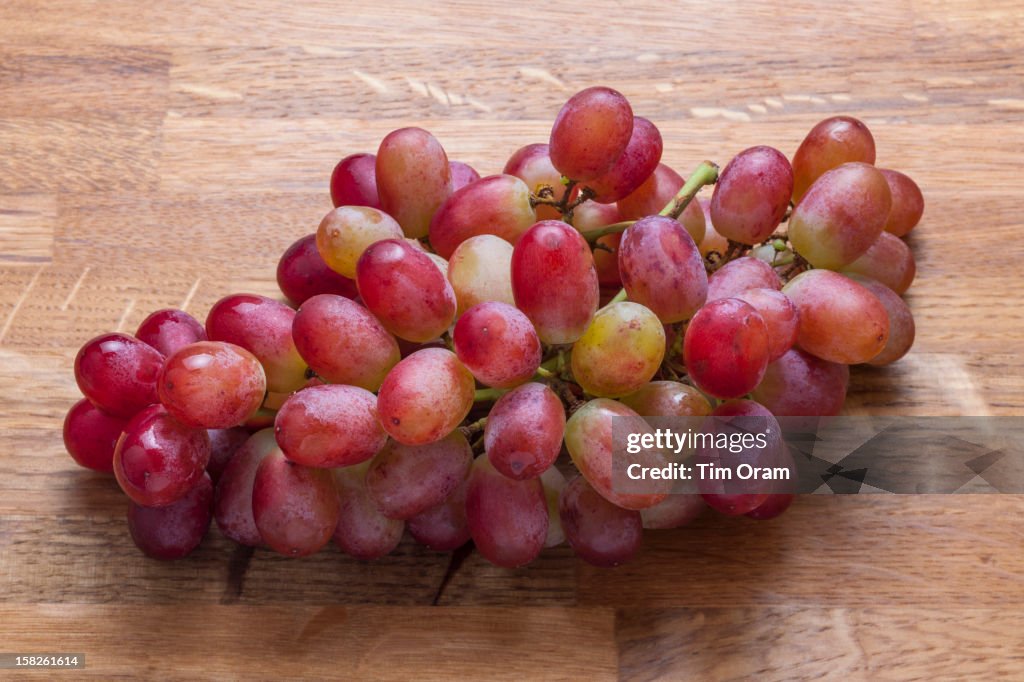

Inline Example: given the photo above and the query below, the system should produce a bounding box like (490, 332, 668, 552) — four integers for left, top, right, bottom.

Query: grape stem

(473, 388, 507, 403)
(458, 416, 488, 440)
(529, 178, 591, 224)
(583, 160, 720, 245)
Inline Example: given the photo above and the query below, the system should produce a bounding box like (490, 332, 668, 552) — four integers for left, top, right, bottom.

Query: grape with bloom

(61, 85, 922, 569)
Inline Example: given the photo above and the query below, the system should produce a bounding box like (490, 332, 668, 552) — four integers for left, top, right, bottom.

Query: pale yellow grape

(315, 205, 403, 278)
(571, 302, 665, 397)
(447, 235, 515, 316)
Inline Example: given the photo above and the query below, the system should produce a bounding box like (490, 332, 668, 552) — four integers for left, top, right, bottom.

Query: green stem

(606, 288, 627, 305)
(584, 219, 635, 245)
(473, 388, 507, 403)
(658, 160, 720, 220)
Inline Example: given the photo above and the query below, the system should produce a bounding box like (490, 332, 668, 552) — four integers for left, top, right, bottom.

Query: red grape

(274, 384, 386, 468)
(206, 294, 307, 394)
(746, 494, 795, 520)
(292, 294, 400, 390)
(158, 341, 266, 429)
(503, 143, 565, 221)
(511, 220, 599, 344)
(573, 201, 623, 286)
(113, 404, 211, 507)
(330, 152, 381, 209)
(683, 298, 770, 399)
(710, 145, 793, 245)
(842, 231, 916, 295)
(584, 116, 662, 203)
(376, 348, 475, 445)
(449, 160, 481, 191)
(429, 174, 536, 259)
(465, 454, 548, 568)
(205, 427, 250, 483)
(332, 463, 404, 560)
(846, 274, 916, 366)
(376, 127, 452, 238)
(484, 382, 565, 480)
(791, 115, 876, 203)
(540, 467, 567, 547)
(135, 309, 206, 358)
(619, 381, 712, 417)
(549, 86, 633, 181)
(356, 238, 457, 343)
(706, 256, 781, 302)
(63, 398, 127, 473)
(276, 233, 358, 306)
(128, 473, 213, 560)
(696, 400, 778, 516)
(617, 163, 706, 243)
(751, 348, 849, 417)
(213, 428, 277, 546)
(618, 215, 707, 323)
(880, 168, 924, 237)
(407, 476, 470, 552)
(251, 449, 340, 557)
(783, 269, 889, 364)
(559, 475, 643, 567)
(452, 301, 541, 389)
(365, 430, 472, 520)
(733, 288, 800, 362)
(75, 332, 163, 419)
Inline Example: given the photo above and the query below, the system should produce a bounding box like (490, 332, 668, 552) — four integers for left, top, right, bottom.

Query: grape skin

(277, 233, 358, 306)
(845, 274, 916, 366)
(429, 174, 537, 259)
(618, 215, 708, 324)
(783, 270, 890, 364)
(274, 384, 386, 468)
(158, 341, 267, 429)
(484, 382, 565, 480)
(447, 235, 516, 316)
(572, 201, 623, 287)
(75, 332, 164, 419)
(710, 145, 793, 245)
(330, 153, 381, 209)
(791, 115, 876, 203)
(465, 454, 548, 568)
(315, 205, 404, 279)
(376, 348, 475, 446)
(842, 231, 916, 295)
(251, 449, 340, 557)
(751, 348, 850, 417)
(407, 475, 470, 552)
(683, 298, 770, 399)
(213, 428, 278, 546)
(571, 301, 666, 398)
(618, 163, 706, 244)
(453, 301, 541, 389)
(205, 427, 250, 484)
(332, 462, 405, 561)
(449, 160, 481, 191)
(503, 143, 565, 221)
(880, 168, 925, 237)
(128, 473, 213, 560)
(706, 256, 782, 302)
(540, 467, 568, 548)
(511, 220, 599, 345)
(135, 309, 206, 358)
(292, 294, 400, 391)
(733, 288, 801, 362)
(375, 127, 452, 239)
(619, 381, 712, 418)
(584, 116, 663, 204)
(549, 86, 633, 182)
(63, 398, 127, 473)
(559, 475, 643, 567)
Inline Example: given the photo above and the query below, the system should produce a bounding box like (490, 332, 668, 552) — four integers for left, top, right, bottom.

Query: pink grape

(503, 143, 565, 221)
(447, 235, 516, 316)
(511, 220, 599, 344)
(332, 462, 404, 560)
(128, 473, 213, 560)
(376, 127, 452, 238)
(710, 145, 793, 245)
(356, 239, 457, 343)
(206, 294, 308, 394)
(213, 428, 277, 546)
(376, 348, 475, 445)
(315, 205, 404, 279)
(113, 404, 211, 507)
(619, 381, 712, 417)
(135, 309, 206, 358)
(540, 467, 567, 547)
(751, 348, 850, 417)
(585, 116, 662, 203)
(791, 115, 876, 203)
(63, 398, 127, 473)
(789, 162, 892, 269)
(330, 152, 381, 209)
(783, 269, 889, 364)
(276, 233, 358, 305)
(571, 301, 666, 398)
(573, 201, 623, 286)
(559, 475, 643, 567)
(706, 256, 781, 302)
(617, 163, 706, 243)
(429, 174, 536, 259)
(274, 384, 386, 468)
(452, 301, 541, 389)
(292, 294, 400, 391)
(881, 169, 925, 237)
(74, 332, 163, 418)
(733, 288, 801, 361)
(484, 382, 565, 480)
(842, 231, 916, 295)
(251, 449, 340, 557)
(683, 298, 770, 399)
(845, 275, 916, 366)
(158, 341, 266, 429)
(407, 476, 470, 551)
(564, 399, 669, 510)
(365, 430, 472, 520)
(205, 427, 250, 483)
(449, 160, 481, 191)
(618, 215, 707, 323)
(465, 454, 548, 568)
(549, 86, 633, 181)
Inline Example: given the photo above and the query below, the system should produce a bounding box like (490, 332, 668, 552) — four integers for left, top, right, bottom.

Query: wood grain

(1, 0, 1023, 679)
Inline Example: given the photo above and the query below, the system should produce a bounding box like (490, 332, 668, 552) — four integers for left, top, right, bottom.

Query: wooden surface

(2, 1, 1023, 679)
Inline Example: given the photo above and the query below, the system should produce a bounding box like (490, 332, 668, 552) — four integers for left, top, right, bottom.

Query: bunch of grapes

(64, 86, 922, 567)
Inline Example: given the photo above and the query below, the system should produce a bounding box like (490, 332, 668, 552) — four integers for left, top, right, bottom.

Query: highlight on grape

(63, 85, 922, 567)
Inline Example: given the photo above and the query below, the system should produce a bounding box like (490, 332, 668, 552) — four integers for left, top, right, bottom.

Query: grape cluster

(63, 86, 923, 567)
